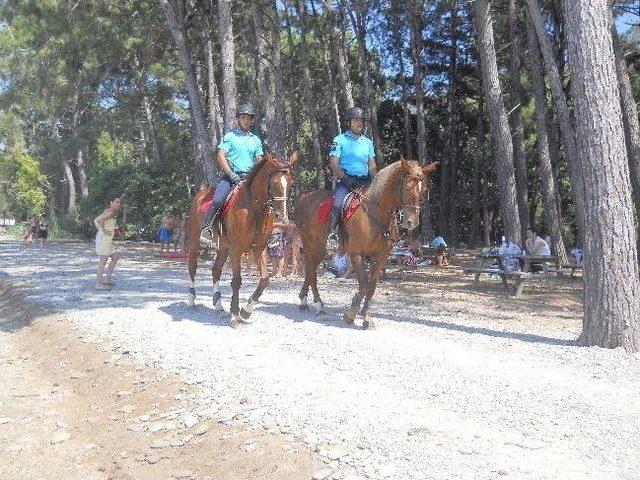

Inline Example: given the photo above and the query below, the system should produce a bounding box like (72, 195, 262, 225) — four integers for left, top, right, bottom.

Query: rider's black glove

(229, 171, 241, 185)
(342, 176, 356, 190)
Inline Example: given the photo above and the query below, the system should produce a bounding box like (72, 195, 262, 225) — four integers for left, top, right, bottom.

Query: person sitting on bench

(525, 226, 550, 272)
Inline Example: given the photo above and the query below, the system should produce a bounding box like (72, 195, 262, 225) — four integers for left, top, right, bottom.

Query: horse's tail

(185, 186, 213, 306)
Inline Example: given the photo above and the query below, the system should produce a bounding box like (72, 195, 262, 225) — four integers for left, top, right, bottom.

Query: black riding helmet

(237, 103, 256, 117)
(345, 106, 367, 121)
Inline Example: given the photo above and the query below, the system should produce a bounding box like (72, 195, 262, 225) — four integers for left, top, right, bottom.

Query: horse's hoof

(344, 311, 355, 324)
(299, 296, 309, 310)
(186, 294, 195, 308)
(362, 318, 375, 330)
(229, 318, 240, 329)
(240, 300, 257, 319)
(312, 302, 325, 315)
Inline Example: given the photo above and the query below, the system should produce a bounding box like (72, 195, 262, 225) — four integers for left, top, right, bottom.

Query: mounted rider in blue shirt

(327, 107, 377, 240)
(203, 103, 264, 227)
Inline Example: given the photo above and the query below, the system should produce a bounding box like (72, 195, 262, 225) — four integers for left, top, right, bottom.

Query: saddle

(318, 187, 364, 223)
(198, 182, 245, 222)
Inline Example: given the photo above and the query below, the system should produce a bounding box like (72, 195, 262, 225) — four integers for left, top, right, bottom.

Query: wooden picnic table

(464, 252, 559, 297)
(474, 252, 559, 272)
(514, 254, 559, 272)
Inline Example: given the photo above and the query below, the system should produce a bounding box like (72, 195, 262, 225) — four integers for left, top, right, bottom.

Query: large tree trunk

(508, 0, 530, 238)
(294, 0, 324, 188)
(527, 21, 567, 263)
(563, 0, 640, 352)
(470, 0, 522, 244)
(253, 0, 278, 154)
(205, 18, 224, 148)
(63, 161, 77, 213)
(310, 0, 341, 137)
(322, 0, 353, 112)
(468, 94, 484, 247)
(133, 54, 164, 166)
(409, 0, 433, 240)
(268, 2, 288, 157)
(526, 0, 584, 243)
(409, 0, 428, 166)
(76, 148, 89, 198)
(348, 0, 383, 163)
(160, 0, 216, 184)
(440, 0, 459, 242)
(218, 0, 238, 131)
(612, 29, 640, 216)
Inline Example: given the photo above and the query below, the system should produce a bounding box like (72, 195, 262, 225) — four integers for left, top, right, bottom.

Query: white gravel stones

(182, 414, 198, 428)
(0, 417, 13, 425)
(49, 431, 71, 444)
(6, 240, 640, 480)
(194, 424, 209, 436)
(312, 468, 333, 480)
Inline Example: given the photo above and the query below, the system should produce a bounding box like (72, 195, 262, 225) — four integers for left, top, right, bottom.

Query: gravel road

(2, 238, 639, 480)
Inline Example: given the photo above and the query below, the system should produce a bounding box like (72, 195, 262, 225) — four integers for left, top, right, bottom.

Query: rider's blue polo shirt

(218, 129, 264, 174)
(329, 130, 375, 177)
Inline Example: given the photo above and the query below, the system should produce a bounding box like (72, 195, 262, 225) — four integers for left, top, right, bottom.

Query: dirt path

(0, 284, 322, 480)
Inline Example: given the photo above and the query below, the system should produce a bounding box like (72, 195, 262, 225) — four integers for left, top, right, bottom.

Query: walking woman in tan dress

(94, 197, 122, 290)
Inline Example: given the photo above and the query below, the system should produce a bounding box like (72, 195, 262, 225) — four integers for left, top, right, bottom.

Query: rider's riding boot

(327, 210, 339, 243)
(202, 205, 220, 230)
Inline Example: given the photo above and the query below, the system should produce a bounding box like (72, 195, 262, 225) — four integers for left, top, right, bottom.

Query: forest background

(0, 0, 638, 248)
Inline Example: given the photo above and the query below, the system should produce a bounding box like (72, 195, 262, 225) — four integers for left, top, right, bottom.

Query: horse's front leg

(240, 248, 269, 320)
(344, 254, 367, 324)
(228, 252, 243, 328)
(211, 247, 229, 313)
(359, 251, 388, 330)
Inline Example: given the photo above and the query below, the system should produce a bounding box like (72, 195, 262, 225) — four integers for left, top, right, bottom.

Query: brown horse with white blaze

(185, 152, 298, 327)
(294, 158, 438, 329)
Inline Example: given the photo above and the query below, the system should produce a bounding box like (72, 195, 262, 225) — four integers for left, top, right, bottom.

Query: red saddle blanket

(318, 189, 363, 223)
(198, 183, 244, 219)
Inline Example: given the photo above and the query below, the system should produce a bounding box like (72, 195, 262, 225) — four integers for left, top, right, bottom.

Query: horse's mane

(244, 156, 270, 187)
(366, 161, 403, 202)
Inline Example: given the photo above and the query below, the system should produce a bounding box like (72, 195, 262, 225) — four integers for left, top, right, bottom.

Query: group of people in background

(158, 213, 187, 254)
(22, 216, 49, 251)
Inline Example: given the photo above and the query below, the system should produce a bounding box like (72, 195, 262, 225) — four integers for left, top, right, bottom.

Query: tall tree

(218, 0, 238, 131)
(527, 20, 567, 263)
(321, 0, 354, 112)
(160, 0, 216, 184)
(440, 0, 460, 241)
(612, 28, 640, 216)
(205, 15, 224, 149)
(563, 0, 640, 352)
(526, 0, 584, 242)
(347, 0, 383, 163)
(388, 0, 413, 158)
(409, 0, 428, 166)
(293, 0, 324, 188)
(470, 0, 522, 244)
(507, 0, 530, 238)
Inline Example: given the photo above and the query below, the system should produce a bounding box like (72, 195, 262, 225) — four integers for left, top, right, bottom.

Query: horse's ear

(422, 161, 439, 175)
(287, 150, 300, 167)
(400, 156, 409, 170)
(265, 152, 277, 166)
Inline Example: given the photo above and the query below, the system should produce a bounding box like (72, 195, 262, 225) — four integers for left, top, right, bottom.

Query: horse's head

(264, 151, 299, 223)
(397, 156, 439, 230)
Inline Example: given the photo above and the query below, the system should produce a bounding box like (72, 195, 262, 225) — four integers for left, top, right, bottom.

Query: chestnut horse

(294, 158, 438, 329)
(185, 152, 298, 327)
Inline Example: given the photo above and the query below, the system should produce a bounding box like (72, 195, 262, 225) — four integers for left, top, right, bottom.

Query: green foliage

(78, 135, 191, 239)
(0, 147, 48, 219)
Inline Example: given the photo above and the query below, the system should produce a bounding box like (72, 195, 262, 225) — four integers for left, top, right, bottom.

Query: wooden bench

(462, 267, 533, 297)
(546, 264, 582, 278)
